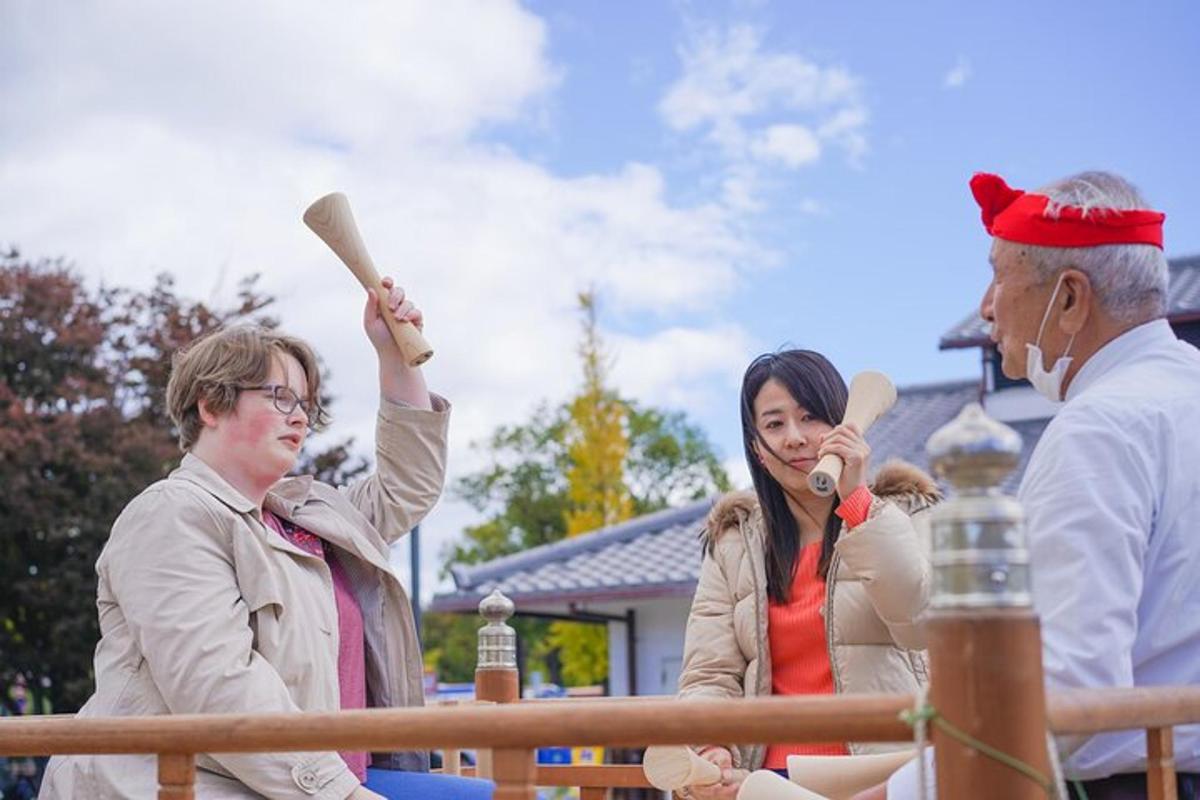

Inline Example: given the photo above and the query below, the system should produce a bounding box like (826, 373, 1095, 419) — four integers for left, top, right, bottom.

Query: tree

(432, 291, 731, 688)
(441, 403, 571, 569)
(550, 291, 633, 685)
(0, 249, 363, 711)
(563, 292, 632, 536)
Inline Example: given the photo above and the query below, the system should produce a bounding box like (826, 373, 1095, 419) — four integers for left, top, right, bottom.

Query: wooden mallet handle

(807, 371, 897, 497)
(303, 192, 433, 367)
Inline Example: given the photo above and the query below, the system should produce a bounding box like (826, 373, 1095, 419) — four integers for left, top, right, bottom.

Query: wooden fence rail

(2, 686, 1199, 798)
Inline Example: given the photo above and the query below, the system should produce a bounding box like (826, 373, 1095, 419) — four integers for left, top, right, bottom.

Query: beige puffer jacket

(678, 461, 939, 769)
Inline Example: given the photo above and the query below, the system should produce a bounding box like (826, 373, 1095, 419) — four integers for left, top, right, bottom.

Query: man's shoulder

(1032, 344, 1200, 473)
(1095, 337, 1200, 393)
(1068, 346, 1200, 421)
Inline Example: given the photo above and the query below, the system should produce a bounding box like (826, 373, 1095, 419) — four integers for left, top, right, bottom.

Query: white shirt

(890, 319, 1200, 795)
(1022, 318, 1200, 778)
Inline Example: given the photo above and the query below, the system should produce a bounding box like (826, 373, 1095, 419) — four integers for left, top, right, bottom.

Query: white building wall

(606, 616, 630, 697)
(595, 596, 692, 697)
(983, 384, 1061, 422)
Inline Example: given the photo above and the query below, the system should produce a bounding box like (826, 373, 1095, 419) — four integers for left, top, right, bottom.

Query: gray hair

(999, 170, 1168, 324)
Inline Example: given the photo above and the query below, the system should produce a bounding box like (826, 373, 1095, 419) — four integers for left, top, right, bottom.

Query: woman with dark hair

(676, 350, 938, 799)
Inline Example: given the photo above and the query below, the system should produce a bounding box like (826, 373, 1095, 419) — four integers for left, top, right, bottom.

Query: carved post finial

(922, 402, 1053, 798)
(926, 402, 1031, 609)
(474, 588, 520, 782)
(477, 589, 517, 670)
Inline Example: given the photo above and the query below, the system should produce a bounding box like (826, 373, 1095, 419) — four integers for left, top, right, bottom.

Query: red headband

(970, 172, 1165, 249)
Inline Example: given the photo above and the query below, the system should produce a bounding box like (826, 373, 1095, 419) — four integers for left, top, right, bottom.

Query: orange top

(763, 541, 849, 768)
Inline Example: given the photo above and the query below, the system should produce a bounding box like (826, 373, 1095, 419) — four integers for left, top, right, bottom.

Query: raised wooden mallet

(807, 371, 897, 497)
(303, 192, 434, 367)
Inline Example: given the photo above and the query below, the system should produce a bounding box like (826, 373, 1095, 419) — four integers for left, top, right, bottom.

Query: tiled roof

(432, 377, 1053, 611)
(430, 501, 712, 612)
(939, 254, 1200, 350)
(869, 379, 980, 475)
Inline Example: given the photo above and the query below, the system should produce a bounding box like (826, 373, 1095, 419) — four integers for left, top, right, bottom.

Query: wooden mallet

(303, 192, 434, 367)
(807, 371, 897, 497)
(642, 746, 723, 792)
(737, 769, 829, 800)
(786, 749, 916, 799)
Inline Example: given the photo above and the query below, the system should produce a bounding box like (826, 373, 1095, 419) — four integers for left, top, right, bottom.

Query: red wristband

(835, 484, 873, 529)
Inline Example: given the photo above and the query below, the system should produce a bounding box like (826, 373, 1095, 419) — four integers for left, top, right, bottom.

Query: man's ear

(1058, 268, 1092, 336)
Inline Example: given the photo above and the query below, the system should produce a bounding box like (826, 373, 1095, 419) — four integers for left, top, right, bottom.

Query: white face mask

(1025, 275, 1076, 403)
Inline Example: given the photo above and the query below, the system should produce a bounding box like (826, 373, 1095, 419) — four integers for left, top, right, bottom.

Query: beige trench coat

(678, 461, 939, 770)
(41, 397, 450, 800)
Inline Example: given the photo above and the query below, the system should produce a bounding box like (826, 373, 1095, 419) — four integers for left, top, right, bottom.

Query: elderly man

(869, 170, 1200, 800)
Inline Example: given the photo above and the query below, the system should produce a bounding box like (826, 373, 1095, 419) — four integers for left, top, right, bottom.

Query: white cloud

(659, 24, 868, 171)
(817, 106, 869, 166)
(722, 455, 752, 492)
(0, 1, 775, 600)
(1, 1, 556, 149)
(944, 56, 972, 89)
(750, 124, 822, 169)
(610, 324, 757, 417)
(798, 197, 825, 215)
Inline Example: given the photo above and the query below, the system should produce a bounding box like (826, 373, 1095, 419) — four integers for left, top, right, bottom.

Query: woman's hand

(364, 276, 433, 409)
(363, 276, 423, 358)
(688, 746, 744, 800)
(818, 421, 871, 501)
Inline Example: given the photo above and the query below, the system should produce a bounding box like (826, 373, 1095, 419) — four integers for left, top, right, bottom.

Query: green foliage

(545, 621, 609, 687)
(443, 403, 571, 571)
(420, 612, 555, 686)
(0, 249, 362, 711)
(625, 403, 732, 513)
(420, 612, 482, 683)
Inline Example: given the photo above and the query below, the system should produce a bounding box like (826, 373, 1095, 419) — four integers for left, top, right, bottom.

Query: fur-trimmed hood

(703, 459, 940, 546)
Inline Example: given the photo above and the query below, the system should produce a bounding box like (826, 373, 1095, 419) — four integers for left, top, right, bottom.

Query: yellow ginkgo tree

(434, 290, 731, 687)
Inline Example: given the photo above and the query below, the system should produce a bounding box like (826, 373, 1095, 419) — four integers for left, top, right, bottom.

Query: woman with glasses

(42, 280, 491, 800)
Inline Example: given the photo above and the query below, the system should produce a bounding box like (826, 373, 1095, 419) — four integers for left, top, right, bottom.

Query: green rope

(899, 703, 1057, 796)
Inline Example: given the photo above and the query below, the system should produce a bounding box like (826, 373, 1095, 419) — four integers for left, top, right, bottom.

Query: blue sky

(3, 0, 1198, 595)
(520, 0, 1200, 386)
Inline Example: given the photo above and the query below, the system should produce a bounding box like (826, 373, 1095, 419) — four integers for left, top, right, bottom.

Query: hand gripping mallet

(806, 371, 897, 497)
(642, 746, 723, 793)
(302, 192, 434, 367)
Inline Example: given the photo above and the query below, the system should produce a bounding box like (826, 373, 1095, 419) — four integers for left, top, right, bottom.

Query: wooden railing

(2, 687, 1199, 798)
(6, 408, 1194, 799)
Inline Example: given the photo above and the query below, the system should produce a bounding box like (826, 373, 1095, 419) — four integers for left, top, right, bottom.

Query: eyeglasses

(241, 384, 319, 426)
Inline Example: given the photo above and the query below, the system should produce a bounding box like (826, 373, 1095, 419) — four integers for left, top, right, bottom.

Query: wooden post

(157, 752, 195, 800)
(1146, 727, 1177, 800)
(476, 666, 519, 705)
(492, 747, 537, 800)
(926, 611, 1051, 799)
(925, 404, 1053, 799)
(476, 589, 520, 780)
(439, 699, 463, 776)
